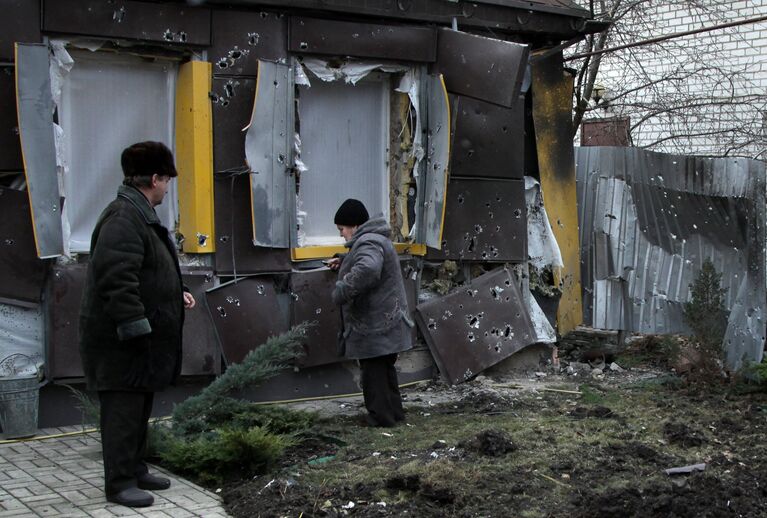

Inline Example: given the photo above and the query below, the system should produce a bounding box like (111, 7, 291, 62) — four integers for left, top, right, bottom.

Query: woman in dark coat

(79, 142, 195, 508)
(329, 199, 413, 427)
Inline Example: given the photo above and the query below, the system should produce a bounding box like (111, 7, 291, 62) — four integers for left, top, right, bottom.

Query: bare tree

(569, 1, 767, 157)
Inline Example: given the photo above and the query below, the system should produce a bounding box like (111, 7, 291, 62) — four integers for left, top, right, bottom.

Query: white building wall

(571, 1, 767, 158)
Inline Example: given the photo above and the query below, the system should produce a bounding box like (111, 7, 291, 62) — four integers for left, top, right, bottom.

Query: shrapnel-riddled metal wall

(1, 0, 608, 421)
(576, 146, 766, 370)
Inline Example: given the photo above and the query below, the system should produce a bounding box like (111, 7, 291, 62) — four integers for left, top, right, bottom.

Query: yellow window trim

(291, 243, 427, 261)
(175, 60, 215, 253)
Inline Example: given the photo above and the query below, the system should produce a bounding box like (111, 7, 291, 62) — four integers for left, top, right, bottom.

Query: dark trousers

(98, 391, 154, 496)
(359, 354, 404, 427)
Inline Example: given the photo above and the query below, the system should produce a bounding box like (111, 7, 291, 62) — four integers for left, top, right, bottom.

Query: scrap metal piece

(42, 0, 211, 46)
(420, 73, 450, 249)
(0, 188, 48, 306)
(664, 463, 706, 476)
(415, 267, 536, 384)
(289, 16, 437, 62)
(289, 269, 343, 368)
(15, 43, 64, 258)
(436, 28, 529, 108)
(428, 178, 526, 262)
(449, 94, 524, 179)
(211, 10, 287, 76)
(205, 276, 290, 365)
(0, 67, 22, 171)
(245, 60, 294, 248)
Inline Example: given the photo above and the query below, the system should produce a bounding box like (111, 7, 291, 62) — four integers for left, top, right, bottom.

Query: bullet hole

(277, 154, 285, 164)
(467, 237, 476, 252)
(290, 292, 299, 301)
(427, 318, 437, 330)
(467, 149, 474, 157)
(178, 31, 187, 43)
(300, 41, 309, 50)
(219, 235, 230, 243)
(463, 233, 469, 241)
(496, 225, 501, 232)
(4, 239, 14, 245)
(494, 343, 502, 353)
(217, 58, 230, 69)
(467, 289, 478, 297)
(505, 296, 510, 301)
(481, 252, 488, 260)
(441, 240, 447, 248)
(315, 308, 322, 314)
(474, 224, 483, 233)
(163, 29, 174, 41)
(113, 6, 126, 23)
(197, 233, 209, 247)
(220, 99, 229, 107)
(248, 32, 260, 46)
(457, 194, 465, 204)
(485, 202, 491, 208)
(224, 82, 235, 98)
(459, 304, 464, 309)
(256, 285, 266, 295)
(225, 295, 241, 306)
(209, 92, 220, 103)
(504, 325, 512, 337)
(468, 332, 476, 342)
(229, 49, 243, 59)
(490, 246, 499, 257)
(490, 286, 504, 299)
(442, 310, 453, 320)
(513, 208, 522, 218)
(501, 126, 508, 133)
(217, 306, 227, 317)
(496, 196, 501, 202)
(484, 331, 489, 337)
(260, 11, 268, 18)
(468, 316, 479, 328)
(352, 33, 360, 38)
(489, 212, 495, 220)
(504, 279, 511, 286)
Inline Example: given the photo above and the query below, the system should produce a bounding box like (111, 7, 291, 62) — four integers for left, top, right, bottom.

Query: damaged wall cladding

(576, 147, 766, 370)
(5, 0, 600, 399)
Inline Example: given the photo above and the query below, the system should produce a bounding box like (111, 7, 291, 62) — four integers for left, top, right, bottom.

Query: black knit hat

(121, 141, 177, 178)
(334, 199, 369, 226)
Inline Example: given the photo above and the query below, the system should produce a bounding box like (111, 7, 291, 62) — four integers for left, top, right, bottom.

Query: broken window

(59, 51, 178, 252)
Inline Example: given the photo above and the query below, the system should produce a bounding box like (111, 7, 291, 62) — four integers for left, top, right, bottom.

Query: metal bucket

(0, 377, 39, 439)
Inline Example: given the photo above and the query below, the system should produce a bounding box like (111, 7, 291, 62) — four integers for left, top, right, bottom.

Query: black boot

(138, 472, 171, 490)
(107, 487, 154, 507)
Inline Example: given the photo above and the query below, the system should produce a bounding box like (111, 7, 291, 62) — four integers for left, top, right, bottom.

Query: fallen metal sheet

(238, 348, 435, 402)
(415, 267, 536, 384)
(43, 0, 211, 46)
(575, 147, 766, 370)
(289, 16, 437, 63)
(211, 10, 287, 76)
(245, 60, 293, 248)
(205, 276, 290, 366)
(212, 76, 254, 173)
(15, 43, 64, 258)
(180, 270, 220, 376)
(435, 28, 528, 108)
(449, 94, 524, 179)
(0, 188, 48, 306)
(0, 0, 40, 61)
(45, 263, 87, 379)
(213, 174, 291, 275)
(0, 67, 23, 171)
(428, 178, 526, 262)
(204, 1, 592, 39)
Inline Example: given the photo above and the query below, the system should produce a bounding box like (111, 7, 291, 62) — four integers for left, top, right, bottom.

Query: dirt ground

(218, 366, 767, 518)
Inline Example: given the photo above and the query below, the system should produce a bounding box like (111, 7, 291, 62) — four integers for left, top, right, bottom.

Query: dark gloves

(125, 334, 152, 389)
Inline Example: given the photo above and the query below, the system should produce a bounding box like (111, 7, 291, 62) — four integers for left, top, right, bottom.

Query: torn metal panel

(289, 16, 437, 63)
(15, 43, 63, 259)
(211, 10, 287, 76)
(415, 267, 536, 384)
(0, 67, 23, 171)
(238, 348, 435, 402)
(213, 174, 291, 275)
(575, 147, 766, 369)
(420, 73, 450, 249)
(45, 263, 86, 379)
(205, 276, 290, 366)
(0, 188, 48, 307)
(449, 94, 524, 179)
(180, 270, 220, 376)
(245, 60, 293, 248)
(289, 269, 344, 368)
(435, 28, 528, 108)
(42, 0, 211, 46)
(525, 176, 563, 270)
(0, 0, 40, 61)
(428, 178, 526, 262)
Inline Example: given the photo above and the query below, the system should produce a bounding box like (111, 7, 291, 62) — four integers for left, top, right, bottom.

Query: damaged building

(1, 0, 606, 429)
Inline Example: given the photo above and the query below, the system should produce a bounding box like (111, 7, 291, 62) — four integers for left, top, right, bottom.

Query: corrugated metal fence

(575, 147, 765, 370)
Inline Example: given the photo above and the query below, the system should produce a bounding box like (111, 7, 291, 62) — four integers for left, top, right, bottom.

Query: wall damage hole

(468, 332, 476, 342)
(224, 81, 237, 98)
(490, 246, 499, 258)
(113, 6, 126, 23)
(488, 211, 494, 219)
(496, 225, 501, 232)
(225, 295, 241, 306)
(504, 279, 511, 286)
(441, 309, 453, 320)
(474, 224, 483, 233)
(504, 325, 513, 338)
(4, 239, 14, 246)
(468, 237, 476, 252)
(490, 327, 501, 337)
(481, 252, 488, 260)
(513, 208, 522, 218)
(463, 368, 474, 381)
(178, 31, 187, 43)
(466, 289, 478, 297)
(217, 306, 227, 317)
(256, 285, 266, 295)
(485, 202, 491, 208)
(219, 235, 230, 243)
(163, 29, 174, 41)
(300, 41, 309, 50)
(427, 318, 437, 330)
(490, 285, 504, 300)
(196, 233, 209, 247)
(494, 342, 502, 353)
(457, 194, 465, 204)
(217, 58, 231, 69)
(248, 32, 260, 46)
(315, 308, 322, 315)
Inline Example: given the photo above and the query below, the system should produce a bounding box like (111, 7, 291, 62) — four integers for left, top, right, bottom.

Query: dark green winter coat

(79, 185, 184, 392)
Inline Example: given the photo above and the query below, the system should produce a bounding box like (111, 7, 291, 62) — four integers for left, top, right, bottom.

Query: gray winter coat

(332, 217, 414, 360)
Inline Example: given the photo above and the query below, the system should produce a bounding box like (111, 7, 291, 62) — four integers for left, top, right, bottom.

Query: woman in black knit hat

(328, 199, 414, 427)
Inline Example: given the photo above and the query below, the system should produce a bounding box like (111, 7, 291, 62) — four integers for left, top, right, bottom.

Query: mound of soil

(460, 429, 517, 456)
(663, 422, 706, 448)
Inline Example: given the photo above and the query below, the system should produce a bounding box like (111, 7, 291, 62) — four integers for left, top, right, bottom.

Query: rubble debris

(664, 463, 706, 476)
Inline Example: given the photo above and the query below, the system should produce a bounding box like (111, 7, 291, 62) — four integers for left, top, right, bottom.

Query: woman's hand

(183, 291, 196, 309)
(326, 257, 342, 271)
